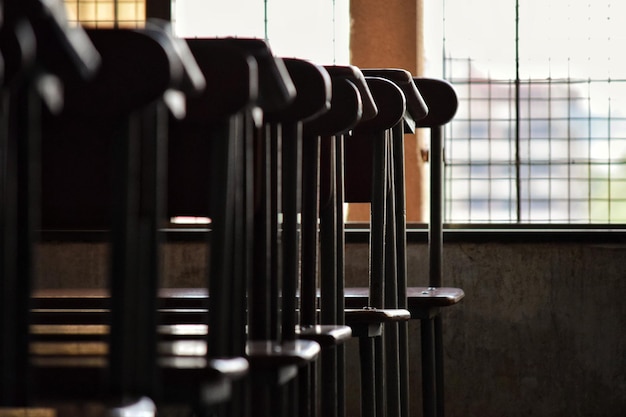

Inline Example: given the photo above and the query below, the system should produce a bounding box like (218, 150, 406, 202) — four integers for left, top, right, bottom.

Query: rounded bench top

(264, 58, 331, 124)
(362, 68, 428, 122)
(324, 65, 378, 122)
(204, 37, 296, 113)
(355, 76, 406, 132)
(183, 38, 258, 123)
(303, 77, 362, 137)
(413, 77, 458, 127)
(55, 29, 188, 120)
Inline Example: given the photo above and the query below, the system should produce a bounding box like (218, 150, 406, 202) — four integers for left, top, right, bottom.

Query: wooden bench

(412, 77, 464, 417)
(171, 37, 325, 417)
(0, 1, 98, 413)
(335, 71, 415, 417)
(33, 25, 266, 415)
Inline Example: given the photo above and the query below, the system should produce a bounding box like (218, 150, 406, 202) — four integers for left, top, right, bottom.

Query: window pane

(172, 0, 350, 65)
(64, 0, 145, 28)
(431, 0, 626, 223)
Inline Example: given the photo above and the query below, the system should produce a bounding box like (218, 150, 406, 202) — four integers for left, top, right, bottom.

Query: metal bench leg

(421, 318, 437, 417)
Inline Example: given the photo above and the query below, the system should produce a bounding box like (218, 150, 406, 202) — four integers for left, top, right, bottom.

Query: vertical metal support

(435, 315, 445, 417)
(374, 336, 385, 417)
(16, 83, 39, 407)
(1, 87, 19, 406)
(429, 125, 443, 288)
(249, 115, 272, 341)
(0, 81, 40, 406)
(109, 112, 139, 398)
(281, 122, 301, 342)
(0, 89, 15, 406)
(269, 123, 282, 342)
(137, 101, 167, 396)
(230, 113, 249, 417)
(298, 361, 311, 417)
(108, 101, 166, 399)
(384, 130, 401, 417)
(207, 119, 236, 359)
(335, 134, 346, 417)
(369, 131, 387, 309)
(391, 122, 410, 417)
(421, 317, 437, 417)
(320, 135, 338, 417)
(320, 135, 338, 325)
(359, 337, 376, 417)
(300, 134, 320, 327)
(429, 124, 446, 417)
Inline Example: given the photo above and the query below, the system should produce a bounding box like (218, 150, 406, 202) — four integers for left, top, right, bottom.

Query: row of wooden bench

(1, 2, 463, 417)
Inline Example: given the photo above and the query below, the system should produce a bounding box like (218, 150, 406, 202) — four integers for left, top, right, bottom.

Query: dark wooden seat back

(40, 29, 187, 230)
(413, 77, 458, 288)
(167, 40, 257, 220)
(0, 1, 100, 407)
(37, 27, 203, 404)
(344, 77, 406, 206)
(301, 74, 363, 328)
(339, 76, 408, 417)
(363, 68, 427, 132)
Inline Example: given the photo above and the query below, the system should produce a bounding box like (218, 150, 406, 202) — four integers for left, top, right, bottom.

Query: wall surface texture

(37, 238, 626, 416)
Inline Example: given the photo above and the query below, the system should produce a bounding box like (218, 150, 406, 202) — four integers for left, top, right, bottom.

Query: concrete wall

(341, 240, 626, 417)
(36, 238, 626, 416)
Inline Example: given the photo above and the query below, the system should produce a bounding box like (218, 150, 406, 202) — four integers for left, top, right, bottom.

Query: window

(425, 0, 626, 224)
(64, 0, 146, 28)
(172, 0, 350, 65)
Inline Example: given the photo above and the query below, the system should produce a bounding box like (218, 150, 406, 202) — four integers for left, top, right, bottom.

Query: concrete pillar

(349, 0, 425, 222)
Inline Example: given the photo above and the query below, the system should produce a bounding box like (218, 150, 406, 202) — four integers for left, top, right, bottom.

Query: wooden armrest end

(297, 324, 352, 346)
(345, 308, 411, 324)
(407, 286, 465, 308)
(246, 340, 320, 369)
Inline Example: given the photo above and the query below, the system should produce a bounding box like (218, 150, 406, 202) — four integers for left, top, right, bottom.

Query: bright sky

(425, 0, 626, 80)
(174, 0, 626, 79)
(172, 0, 350, 65)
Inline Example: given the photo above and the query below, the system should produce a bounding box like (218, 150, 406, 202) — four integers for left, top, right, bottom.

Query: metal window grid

(64, 0, 146, 28)
(441, 0, 626, 224)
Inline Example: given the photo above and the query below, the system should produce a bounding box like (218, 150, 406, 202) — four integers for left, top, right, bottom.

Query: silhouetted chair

(328, 70, 412, 417)
(171, 38, 322, 417)
(0, 1, 98, 414)
(297, 64, 367, 417)
(260, 57, 355, 417)
(33, 24, 207, 414)
(343, 71, 464, 417)
(411, 77, 464, 417)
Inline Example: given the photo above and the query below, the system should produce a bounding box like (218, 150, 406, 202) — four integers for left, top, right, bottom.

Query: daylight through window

(427, 0, 626, 224)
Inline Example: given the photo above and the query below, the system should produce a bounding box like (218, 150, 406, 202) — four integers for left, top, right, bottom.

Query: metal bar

(207, 120, 236, 358)
(359, 337, 376, 417)
(249, 118, 271, 341)
(421, 318, 436, 417)
(435, 315, 445, 417)
(321, 348, 338, 417)
(269, 123, 281, 341)
(370, 130, 387, 308)
(281, 121, 301, 341)
(320, 135, 338, 325)
(390, 122, 410, 417)
(300, 134, 320, 326)
(109, 113, 141, 397)
(384, 132, 401, 417)
(320, 135, 339, 417)
(374, 336, 385, 417)
(429, 126, 443, 288)
(336, 134, 346, 417)
(230, 113, 248, 358)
